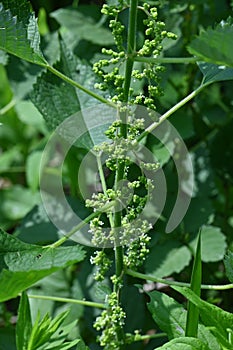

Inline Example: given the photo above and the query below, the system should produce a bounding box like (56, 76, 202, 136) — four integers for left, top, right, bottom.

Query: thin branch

(27, 294, 106, 309)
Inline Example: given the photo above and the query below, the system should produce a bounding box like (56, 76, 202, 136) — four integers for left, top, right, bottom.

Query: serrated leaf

(50, 8, 115, 46)
(16, 292, 32, 350)
(31, 38, 114, 150)
(0, 229, 85, 301)
(147, 290, 220, 350)
(0, 0, 47, 66)
(189, 225, 227, 263)
(154, 337, 210, 350)
(188, 18, 233, 67)
(173, 286, 233, 344)
(199, 62, 233, 86)
(224, 251, 233, 283)
(145, 239, 191, 278)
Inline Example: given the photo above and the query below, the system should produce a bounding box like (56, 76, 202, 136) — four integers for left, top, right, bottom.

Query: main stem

(113, 0, 138, 346)
(114, 0, 138, 280)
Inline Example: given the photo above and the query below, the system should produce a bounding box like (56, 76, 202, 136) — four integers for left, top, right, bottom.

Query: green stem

(129, 332, 167, 343)
(0, 99, 16, 115)
(137, 85, 204, 142)
(45, 201, 116, 248)
(123, 0, 138, 102)
(134, 56, 198, 64)
(47, 65, 116, 108)
(96, 153, 114, 228)
(125, 268, 233, 290)
(27, 294, 106, 309)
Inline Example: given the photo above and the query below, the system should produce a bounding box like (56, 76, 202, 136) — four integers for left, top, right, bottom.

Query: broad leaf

(188, 18, 233, 67)
(0, 229, 85, 301)
(173, 286, 233, 344)
(189, 225, 227, 263)
(0, 0, 47, 66)
(145, 239, 191, 278)
(31, 39, 113, 150)
(148, 290, 220, 350)
(26, 151, 43, 192)
(51, 8, 115, 46)
(16, 292, 32, 350)
(154, 337, 210, 350)
(199, 62, 233, 86)
(224, 251, 233, 283)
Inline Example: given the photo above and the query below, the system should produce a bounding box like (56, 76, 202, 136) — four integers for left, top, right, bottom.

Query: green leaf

(0, 185, 40, 221)
(16, 292, 32, 350)
(154, 337, 210, 350)
(0, 229, 85, 301)
(147, 290, 220, 350)
(172, 286, 233, 344)
(0, 0, 47, 66)
(199, 62, 233, 86)
(27, 309, 81, 350)
(0, 49, 8, 64)
(50, 8, 115, 46)
(189, 225, 227, 263)
(31, 38, 113, 149)
(145, 239, 191, 278)
(186, 231, 202, 337)
(26, 151, 43, 192)
(224, 251, 233, 283)
(188, 18, 233, 67)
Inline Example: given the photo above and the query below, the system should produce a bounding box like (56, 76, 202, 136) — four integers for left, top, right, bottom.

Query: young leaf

(154, 337, 211, 350)
(16, 292, 32, 350)
(188, 18, 233, 67)
(185, 230, 202, 337)
(172, 286, 233, 343)
(0, 229, 86, 302)
(147, 291, 220, 350)
(0, 0, 47, 66)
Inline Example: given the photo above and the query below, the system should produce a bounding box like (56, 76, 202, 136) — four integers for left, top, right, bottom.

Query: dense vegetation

(0, 0, 233, 349)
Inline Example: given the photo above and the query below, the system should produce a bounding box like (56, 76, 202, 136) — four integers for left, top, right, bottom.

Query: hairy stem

(27, 294, 106, 309)
(134, 56, 198, 64)
(47, 65, 116, 107)
(137, 85, 204, 142)
(46, 201, 116, 248)
(0, 99, 16, 115)
(125, 268, 233, 290)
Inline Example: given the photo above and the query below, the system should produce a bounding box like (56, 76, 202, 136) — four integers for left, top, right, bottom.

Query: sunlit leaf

(148, 290, 220, 350)
(0, 0, 47, 66)
(0, 229, 85, 302)
(189, 226, 227, 263)
(50, 8, 115, 46)
(188, 18, 233, 67)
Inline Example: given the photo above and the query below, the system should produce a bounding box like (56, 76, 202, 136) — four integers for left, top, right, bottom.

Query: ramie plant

(1, 0, 233, 349)
(85, 1, 176, 347)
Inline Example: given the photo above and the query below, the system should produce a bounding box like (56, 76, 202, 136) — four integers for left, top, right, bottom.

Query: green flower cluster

(94, 292, 126, 349)
(93, 1, 177, 109)
(90, 250, 112, 281)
